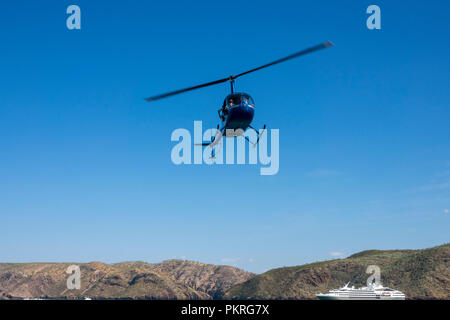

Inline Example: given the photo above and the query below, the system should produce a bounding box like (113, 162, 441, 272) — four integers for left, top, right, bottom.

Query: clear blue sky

(0, 1, 449, 273)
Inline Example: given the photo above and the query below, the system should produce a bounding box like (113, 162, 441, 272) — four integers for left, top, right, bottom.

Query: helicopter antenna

(145, 41, 333, 102)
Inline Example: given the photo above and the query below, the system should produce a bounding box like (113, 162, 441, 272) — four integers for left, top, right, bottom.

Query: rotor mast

(229, 76, 235, 94)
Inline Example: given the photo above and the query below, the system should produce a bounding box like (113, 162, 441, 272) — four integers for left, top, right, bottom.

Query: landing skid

(246, 124, 267, 148)
(194, 124, 223, 159)
(196, 124, 267, 158)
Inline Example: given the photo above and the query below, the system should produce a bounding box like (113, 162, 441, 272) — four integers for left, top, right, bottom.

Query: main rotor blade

(233, 41, 334, 79)
(145, 41, 333, 102)
(145, 77, 230, 102)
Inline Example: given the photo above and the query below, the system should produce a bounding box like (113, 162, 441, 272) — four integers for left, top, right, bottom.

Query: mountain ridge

(1, 244, 448, 300)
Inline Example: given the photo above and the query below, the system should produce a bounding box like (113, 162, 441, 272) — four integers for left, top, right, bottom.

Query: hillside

(152, 260, 254, 299)
(0, 244, 448, 300)
(224, 243, 450, 300)
(0, 260, 253, 300)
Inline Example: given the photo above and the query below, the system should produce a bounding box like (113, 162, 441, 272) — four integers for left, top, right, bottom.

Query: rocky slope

(0, 260, 253, 300)
(152, 260, 254, 299)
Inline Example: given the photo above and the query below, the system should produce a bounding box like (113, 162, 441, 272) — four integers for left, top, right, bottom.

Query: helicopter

(145, 41, 334, 149)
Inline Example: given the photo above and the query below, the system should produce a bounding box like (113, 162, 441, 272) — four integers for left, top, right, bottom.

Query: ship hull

(316, 295, 405, 300)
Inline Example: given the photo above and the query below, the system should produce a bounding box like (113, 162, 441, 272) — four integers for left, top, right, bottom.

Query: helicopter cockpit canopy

(225, 93, 255, 108)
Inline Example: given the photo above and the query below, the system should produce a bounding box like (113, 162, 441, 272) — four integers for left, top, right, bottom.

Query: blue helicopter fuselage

(221, 92, 255, 134)
(224, 103, 255, 131)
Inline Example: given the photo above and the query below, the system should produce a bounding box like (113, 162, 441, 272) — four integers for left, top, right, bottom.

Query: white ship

(316, 282, 406, 300)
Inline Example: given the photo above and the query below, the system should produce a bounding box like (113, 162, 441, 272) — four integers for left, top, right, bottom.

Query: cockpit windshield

(226, 93, 255, 107)
(227, 95, 241, 106)
(241, 94, 255, 107)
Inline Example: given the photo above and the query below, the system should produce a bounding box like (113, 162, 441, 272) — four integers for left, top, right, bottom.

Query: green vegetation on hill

(224, 244, 450, 300)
